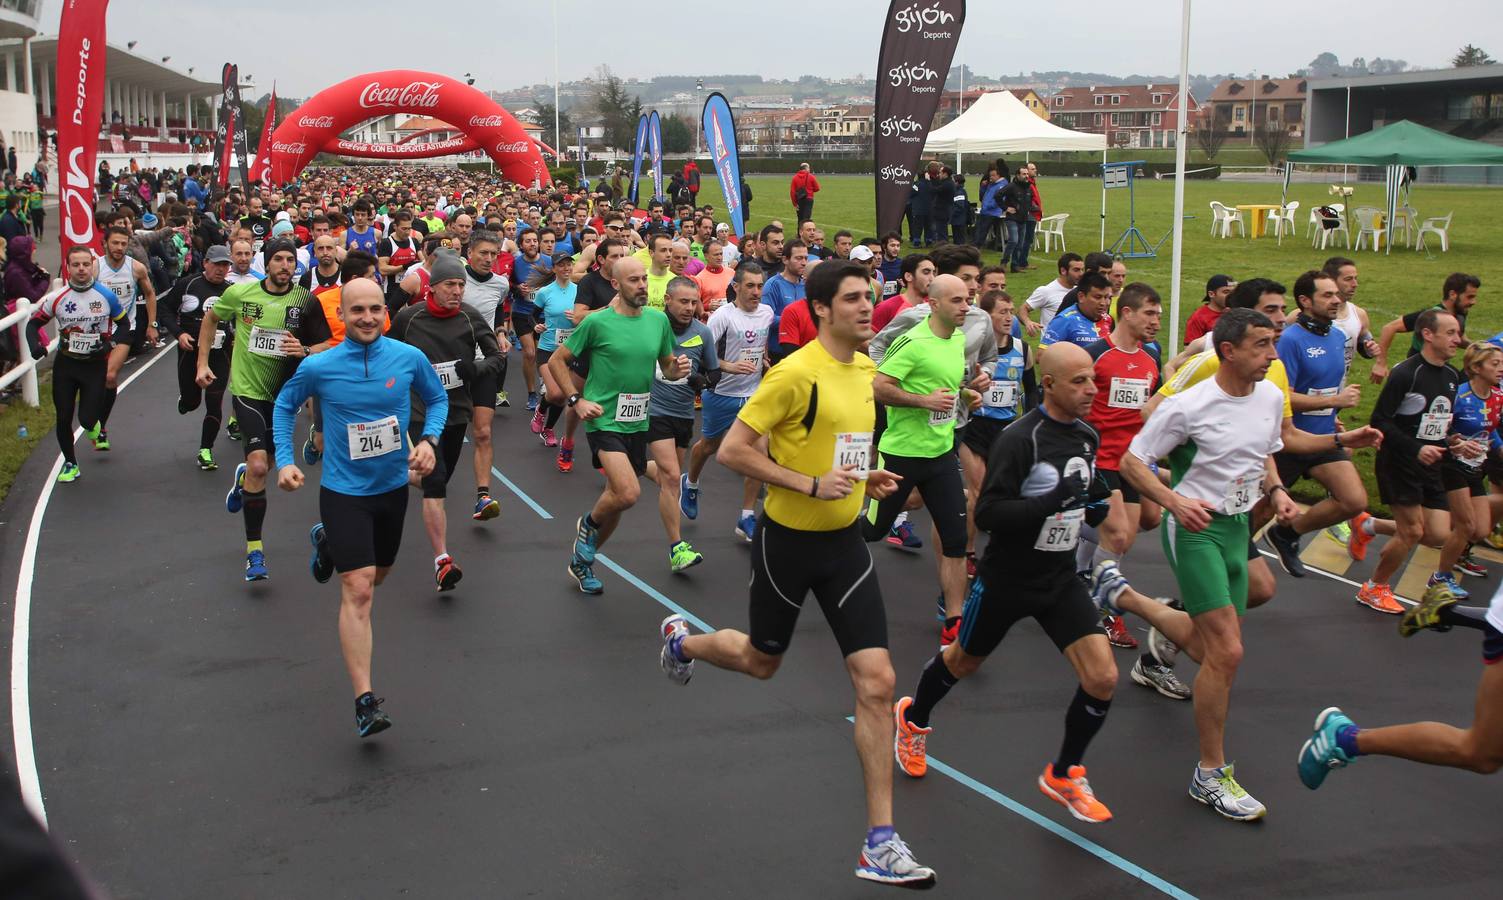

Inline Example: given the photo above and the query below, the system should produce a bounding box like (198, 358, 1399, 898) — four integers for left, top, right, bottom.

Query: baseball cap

(1206, 274, 1235, 294)
(274, 210, 292, 222)
(552, 251, 575, 265)
(205, 245, 231, 264)
(850, 245, 875, 262)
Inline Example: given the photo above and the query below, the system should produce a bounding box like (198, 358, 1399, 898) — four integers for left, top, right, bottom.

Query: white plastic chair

(1416, 212, 1453, 252)
(1209, 201, 1245, 238)
(1352, 206, 1385, 252)
(1035, 213, 1069, 254)
(1267, 200, 1299, 238)
(1310, 204, 1349, 249)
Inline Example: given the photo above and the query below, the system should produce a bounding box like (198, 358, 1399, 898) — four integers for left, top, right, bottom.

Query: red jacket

(790, 170, 821, 206)
(1029, 181, 1043, 221)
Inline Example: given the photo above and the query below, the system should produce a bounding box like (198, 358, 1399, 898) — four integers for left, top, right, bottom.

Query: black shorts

(961, 415, 1008, 459)
(469, 369, 499, 410)
(860, 450, 968, 557)
(1100, 468, 1140, 505)
(319, 485, 409, 572)
(587, 428, 649, 476)
(1441, 461, 1488, 497)
(416, 422, 469, 499)
(1275, 446, 1350, 487)
(1375, 448, 1448, 510)
(511, 311, 538, 334)
(232, 396, 276, 459)
(647, 414, 694, 449)
(749, 516, 887, 657)
(1485, 621, 1503, 665)
(959, 573, 1101, 657)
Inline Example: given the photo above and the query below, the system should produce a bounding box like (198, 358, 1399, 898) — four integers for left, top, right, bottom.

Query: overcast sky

(48, 0, 1502, 97)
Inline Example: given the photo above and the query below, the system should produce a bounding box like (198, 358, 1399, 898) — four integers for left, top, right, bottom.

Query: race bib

(1418, 412, 1448, 441)
(554, 327, 574, 346)
(66, 332, 101, 354)
(929, 403, 957, 427)
(347, 415, 401, 460)
(1034, 508, 1084, 551)
(1456, 434, 1488, 469)
(211, 330, 226, 350)
(248, 325, 290, 357)
(741, 347, 765, 370)
(1107, 377, 1151, 410)
(656, 358, 689, 386)
(984, 381, 1018, 409)
(1224, 472, 1262, 515)
(833, 432, 873, 477)
(615, 391, 649, 423)
(433, 360, 463, 390)
(1307, 386, 1338, 416)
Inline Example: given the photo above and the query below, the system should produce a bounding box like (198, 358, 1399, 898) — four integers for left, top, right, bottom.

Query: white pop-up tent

(924, 90, 1107, 156)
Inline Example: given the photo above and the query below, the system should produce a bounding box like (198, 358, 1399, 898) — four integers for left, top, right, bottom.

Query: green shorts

(1162, 511, 1249, 617)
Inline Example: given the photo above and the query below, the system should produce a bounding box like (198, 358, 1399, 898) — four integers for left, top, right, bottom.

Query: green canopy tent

(1282, 120, 1503, 252)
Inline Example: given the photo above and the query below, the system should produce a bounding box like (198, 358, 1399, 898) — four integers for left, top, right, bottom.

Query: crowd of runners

(22, 160, 1503, 888)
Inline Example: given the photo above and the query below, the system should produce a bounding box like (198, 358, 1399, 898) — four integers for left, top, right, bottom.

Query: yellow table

(1236, 204, 1282, 239)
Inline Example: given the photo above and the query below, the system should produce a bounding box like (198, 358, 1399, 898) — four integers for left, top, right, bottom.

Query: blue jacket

(274, 335, 448, 496)
(979, 180, 1004, 218)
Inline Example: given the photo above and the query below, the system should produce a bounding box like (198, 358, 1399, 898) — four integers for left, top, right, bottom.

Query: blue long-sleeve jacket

(274, 335, 448, 496)
(979, 179, 1004, 218)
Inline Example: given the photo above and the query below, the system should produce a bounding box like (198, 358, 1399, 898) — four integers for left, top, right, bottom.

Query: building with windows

(937, 88, 1048, 122)
(1207, 77, 1306, 137)
(1304, 64, 1503, 146)
(1047, 83, 1197, 148)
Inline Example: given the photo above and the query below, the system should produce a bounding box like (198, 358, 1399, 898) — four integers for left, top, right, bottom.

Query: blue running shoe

(526, 391, 539, 411)
(1298, 706, 1357, 790)
(355, 693, 392, 738)
(885, 519, 923, 550)
(244, 549, 269, 582)
(568, 557, 604, 594)
(225, 462, 247, 514)
(472, 493, 500, 521)
(309, 523, 334, 584)
(574, 516, 600, 564)
(679, 474, 699, 520)
(1426, 571, 1470, 600)
(301, 430, 322, 466)
(735, 513, 757, 543)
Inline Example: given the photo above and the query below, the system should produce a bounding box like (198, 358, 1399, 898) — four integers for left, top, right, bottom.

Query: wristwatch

(566, 392, 582, 408)
(420, 435, 440, 450)
(149, 320, 160, 329)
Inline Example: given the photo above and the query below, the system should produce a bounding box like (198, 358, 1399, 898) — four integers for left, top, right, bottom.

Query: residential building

(1208, 76, 1306, 136)
(1048, 83, 1198, 148)
(1305, 64, 1503, 145)
(937, 88, 1049, 121)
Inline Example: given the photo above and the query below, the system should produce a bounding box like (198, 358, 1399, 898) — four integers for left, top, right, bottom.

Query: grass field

(716, 172, 1502, 513)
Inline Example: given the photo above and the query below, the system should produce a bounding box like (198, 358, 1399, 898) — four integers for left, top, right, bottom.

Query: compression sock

(906, 653, 959, 728)
(242, 490, 267, 542)
(1053, 685, 1113, 778)
(545, 402, 563, 429)
(1438, 603, 1490, 631)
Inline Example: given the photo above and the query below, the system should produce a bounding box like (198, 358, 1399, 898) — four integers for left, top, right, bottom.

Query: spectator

(973, 167, 1005, 250)
(0, 195, 27, 244)
(683, 161, 701, 202)
(1185, 274, 1237, 344)
(949, 171, 971, 245)
(1025, 162, 1043, 268)
(6, 145, 15, 178)
(3, 234, 49, 379)
(789, 162, 819, 223)
(1000, 168, 1036, 273)
(929, 166, 954, 246)
(740, 175, 752, 221)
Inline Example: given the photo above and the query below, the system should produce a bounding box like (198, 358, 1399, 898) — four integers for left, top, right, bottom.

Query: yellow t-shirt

(1157, 348, 1294, 419)
(646, 269, 673, 310)
(737, 339, 877, 531)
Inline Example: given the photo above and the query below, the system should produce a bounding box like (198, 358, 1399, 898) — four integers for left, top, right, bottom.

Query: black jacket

(391, 303, 504, 427)
(1000, 177, 1035, 222)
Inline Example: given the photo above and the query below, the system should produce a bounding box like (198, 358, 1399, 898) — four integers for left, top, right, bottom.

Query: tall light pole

(1168, 0, 1192, 352)
(553, 0, 562, 162)
(695, 77, 704, 158)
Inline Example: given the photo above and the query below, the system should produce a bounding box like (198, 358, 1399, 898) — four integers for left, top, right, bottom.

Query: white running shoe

(659, 614, 694, 685)
(854, 831, 936, 888)
(1189, 763, 1266, 821)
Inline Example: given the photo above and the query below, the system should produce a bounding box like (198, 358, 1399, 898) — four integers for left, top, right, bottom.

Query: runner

(25, 246, 130, 483)
(298, 234, 344, 294)
(546, 257, 687, 593)
(891, 341, 1119, 824)
(460, 231, 513, 518)
(274, 278, 449, 738)
(871, 254, 934, 334)
(681, 263, 773, 542)
(95, 225, 158, 450)
(511, 229, 548, 411)
(1039, 271, 1113, 353)
(376, 209, 423, 315)
(1433, 342, 1503, 596)
(557, 237, 632, 471)
(529, 251, 578, 447)
(1183, 275, 1235, 344)
(1119, 307, 1297, 821)
(1370, 273, 1479, 382)
(158, 244, 233, 471)
(647, 276, 717, 573)
(659, 259, 935, 887)
(1017, 252, 1083, 335)
(197, 237, 313, 581)
(1319, 256, 1381, 546)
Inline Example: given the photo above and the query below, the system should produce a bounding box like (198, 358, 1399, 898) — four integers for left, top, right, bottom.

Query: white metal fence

(0, 295, 50, 408)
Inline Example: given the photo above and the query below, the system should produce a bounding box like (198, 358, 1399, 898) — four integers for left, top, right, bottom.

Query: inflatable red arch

(269, 69, 551, 186)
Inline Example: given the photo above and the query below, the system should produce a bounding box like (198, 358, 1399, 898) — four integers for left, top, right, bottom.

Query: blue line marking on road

(489, 466, 554, 520)
(595, 554, 716, 634)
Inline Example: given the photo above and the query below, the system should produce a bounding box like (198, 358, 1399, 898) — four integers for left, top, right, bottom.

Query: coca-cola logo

(888, 61, 940, 91)
(272, 141, 308, 155)
(893, 1, 955, 32)
(298, 115, 335, 129)
(358, 81, 442, 110)
(879, 164, 914, 183)
(879, 114, 925, 140)
(468, 115, 505, 127)
(495, 141, 530, 154)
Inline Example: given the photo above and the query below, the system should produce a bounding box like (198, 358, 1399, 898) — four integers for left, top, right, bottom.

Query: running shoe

(1426, 571, 1470, 600)
(355, 693, 392, 738)
(473, 493, 500, 521)
(1400, 581, 1461, 637)
(892, 697, 931, 778)
(939, 616, 961, 650)
(935, 590, 947, 623)
(1089, 559, 1128, 615)
(225, 462, 247, 514)
(1487, 521, 1503, 550)
(1131, 657, 1192, 700)
(1038, 764, 1113, 824)
(735, 513, 757, 543)
(568, 557, 604, 594)
(557, 440, 574, 473)
(56, 462, 81, 483)
(1262, 525, 1307, 577)
(496, 391, 510, 408)
(574, 516, 600, 564)
(854, 832, 936, 888)
(1189, 763, 1265, 821)
(1454, 551, 1488, 578)
(1297, 707, 1356, 790)
(540, 427, 558, 448)
(526, 391, 539, 412)
(244, 549, 269, 582)
(309, 523, 334, 584)
(885, 519, 922, 550)
(659, 614, 694, 685)
(679, 474, 699, 520)
(1325, 520, 1351, 546)
(197, 448, 218, 471)
(669, 540, 704, 573)
(226, 418, 242, 441)
(1103, 615, 1138, 649)
(435, 554, 463, 592)
(1346, 511, 1374, 562)
(89, 426, 110, 452)
(1147, 625, 1181, 668)
(965, 551, 977, 580)
(530, 407, 545, 435)
(1355, 580, 1404, 615)
(301, 431, 321, 465)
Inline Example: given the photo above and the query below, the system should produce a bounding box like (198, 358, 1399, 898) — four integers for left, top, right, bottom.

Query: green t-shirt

(876, 316, 967, 458)
(212, 279, 312, 402)
(564, 306, 675, 433)
(26, 190, 43, 212)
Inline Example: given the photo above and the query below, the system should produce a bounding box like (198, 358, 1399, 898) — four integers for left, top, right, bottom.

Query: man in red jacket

(790, 163, 820, 224)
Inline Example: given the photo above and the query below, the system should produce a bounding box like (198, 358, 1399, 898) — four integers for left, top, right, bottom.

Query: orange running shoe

(1038, 764, 1113, 823)
(1347, 512, 1375, 562)
(892, 697, 931, 778)
(1355, 580, 1404, 615)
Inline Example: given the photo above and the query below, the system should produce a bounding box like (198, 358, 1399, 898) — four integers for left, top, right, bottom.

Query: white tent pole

(1168, 0, 1192, 351)
(1100, 147, 1107, 250)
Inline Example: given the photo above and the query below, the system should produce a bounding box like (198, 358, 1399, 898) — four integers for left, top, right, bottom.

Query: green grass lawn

(0, 375, 59, 505)
(710, 172, 1502, 514)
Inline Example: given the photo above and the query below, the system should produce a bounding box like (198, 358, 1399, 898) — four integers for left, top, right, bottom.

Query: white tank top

(1333, 301, 1361, 370)
(98, 255, 137, 307)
